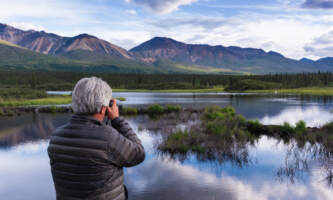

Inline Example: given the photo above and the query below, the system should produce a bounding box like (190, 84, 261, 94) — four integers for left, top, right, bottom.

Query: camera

(109, 99, 114, 107)
(109, 99, 123, 111)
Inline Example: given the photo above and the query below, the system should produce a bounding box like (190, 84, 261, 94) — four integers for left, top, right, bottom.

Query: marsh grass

(160, 105, 333, 155)
(121, 107, 138, 115)
(160, 105, 255, 154)
(202, 106, 248, 138)
(147, 104, 182, 116)
(0, 96, 72, 107)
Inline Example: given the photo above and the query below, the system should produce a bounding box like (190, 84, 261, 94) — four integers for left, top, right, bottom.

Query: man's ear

(100, 106, 107, 117)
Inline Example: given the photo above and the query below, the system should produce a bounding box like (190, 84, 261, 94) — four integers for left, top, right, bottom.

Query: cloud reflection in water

(260, 106, 333, 127)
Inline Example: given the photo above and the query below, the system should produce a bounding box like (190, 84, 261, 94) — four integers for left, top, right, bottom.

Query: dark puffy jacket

(47, 115, 145, 200)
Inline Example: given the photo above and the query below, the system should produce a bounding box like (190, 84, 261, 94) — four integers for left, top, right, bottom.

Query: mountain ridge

(130, 36, 332, 73)
(0, 23, 133, 59)
(0, 23, 332, 74)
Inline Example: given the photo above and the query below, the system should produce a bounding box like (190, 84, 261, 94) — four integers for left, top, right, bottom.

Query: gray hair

(72, 77, 112, 114)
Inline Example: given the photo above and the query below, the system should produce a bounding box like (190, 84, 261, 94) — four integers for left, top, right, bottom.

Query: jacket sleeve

(106, 117, 145, 167)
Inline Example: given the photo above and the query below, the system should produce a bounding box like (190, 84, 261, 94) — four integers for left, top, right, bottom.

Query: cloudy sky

(0, 0, 332, 60)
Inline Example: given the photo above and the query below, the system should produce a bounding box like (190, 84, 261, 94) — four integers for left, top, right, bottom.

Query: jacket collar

(70, 114, 105, 126)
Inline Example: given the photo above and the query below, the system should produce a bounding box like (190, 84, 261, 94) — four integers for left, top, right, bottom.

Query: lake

(1, 92, 333, 200)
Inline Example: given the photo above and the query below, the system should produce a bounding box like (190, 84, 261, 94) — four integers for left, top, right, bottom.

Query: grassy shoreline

(246, 87, 333, 96)
(112, 88, 224, 93)
(0, 96, 72, 107)
(0, 96, 127, 107)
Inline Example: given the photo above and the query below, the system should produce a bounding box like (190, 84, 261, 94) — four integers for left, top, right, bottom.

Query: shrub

(281, 122, 295, 133)
(322, 122, 333, 133)
(122, 107, 138, 115)
(237, 115, 247, 125)
(295, 120, 307, 135)
(203, 106, 249, 138)
(247, 120, 262, 133)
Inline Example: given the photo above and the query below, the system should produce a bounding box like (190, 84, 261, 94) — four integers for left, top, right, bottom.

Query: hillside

(0, 40, 161, 73)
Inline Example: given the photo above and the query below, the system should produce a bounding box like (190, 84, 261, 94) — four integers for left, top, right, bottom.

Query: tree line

(0, 71, 332, 90)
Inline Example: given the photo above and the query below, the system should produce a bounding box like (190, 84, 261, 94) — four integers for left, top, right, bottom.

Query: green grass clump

(116, 97, 126, 102)
(165, 105, 181, 112)
(147, 104, 182, 116)
(122, 107, 138, 115)
(202, 106, 248, 137)
(148, 104, 164, 115)
(0, 107, 3, 116)
(295, 120, 307, 135)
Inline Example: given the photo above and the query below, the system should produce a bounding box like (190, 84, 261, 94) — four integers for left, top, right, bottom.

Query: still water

(1, 93, 333, 200)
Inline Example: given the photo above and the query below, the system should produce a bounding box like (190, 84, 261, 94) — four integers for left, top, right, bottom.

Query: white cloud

(146, 13, 332, 59)
(304, 30, 333, 57)
(126, 9, 137, 15)
(8, 22, 44, 31)
(125, 0, 197, 14)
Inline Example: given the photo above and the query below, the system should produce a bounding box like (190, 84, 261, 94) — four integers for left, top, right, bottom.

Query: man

(48, 77, 145, 200)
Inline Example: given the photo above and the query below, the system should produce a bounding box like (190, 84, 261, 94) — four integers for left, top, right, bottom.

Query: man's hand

(107, 99, 119, 120)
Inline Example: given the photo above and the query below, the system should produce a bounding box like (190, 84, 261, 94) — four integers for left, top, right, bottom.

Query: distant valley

(0, 23, 332, 74)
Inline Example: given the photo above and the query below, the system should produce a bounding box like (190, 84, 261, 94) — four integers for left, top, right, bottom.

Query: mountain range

(0, 23, 332, 74)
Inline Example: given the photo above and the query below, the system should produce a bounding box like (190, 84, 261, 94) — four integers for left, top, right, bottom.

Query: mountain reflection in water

(0, 110, 332, 199)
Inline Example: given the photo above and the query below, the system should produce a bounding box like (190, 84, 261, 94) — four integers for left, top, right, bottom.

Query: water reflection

(126, 148, 333, 200)
(0, 113, 70, 148)
(0, 102, 333, 199)
(260, 106, 333, 127)
(277, 142, 333, 187)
